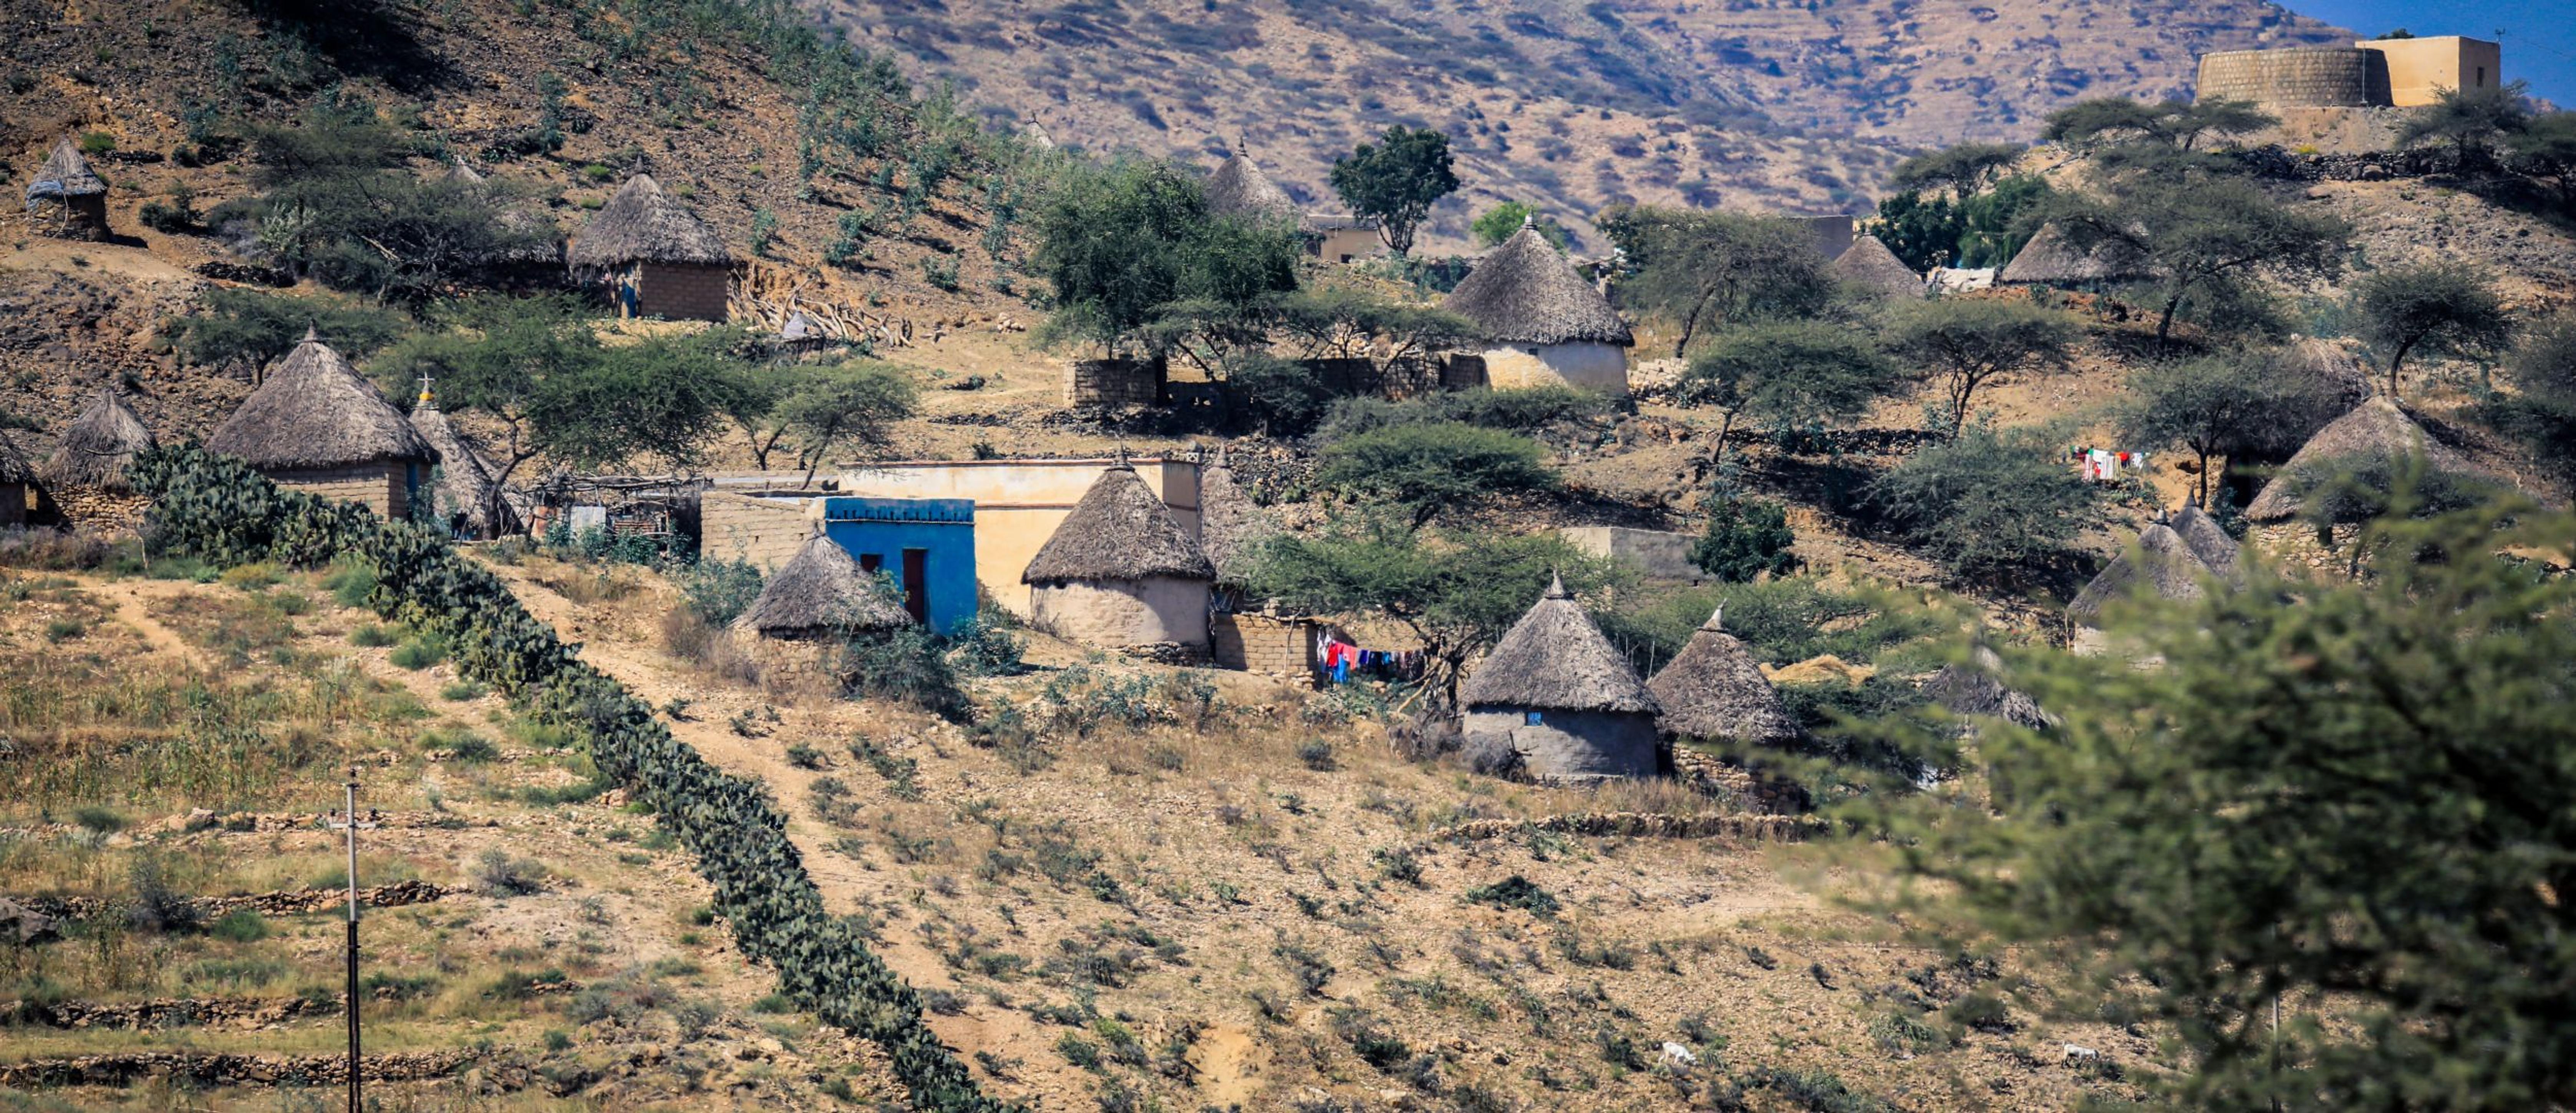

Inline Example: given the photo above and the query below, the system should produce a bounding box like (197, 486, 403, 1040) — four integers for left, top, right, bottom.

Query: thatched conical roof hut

(39, 386, 154, 493)
(0, 426, 35, 486)
(1197, 445, 1270, 588)
(567, 174, 733, 271)
(2243, 396, 2483, 522)
(1444, 224, 1633, 347)
(207, 331, 436, 471)
(1999, 222, 2155, 286)
(1204, 142, 1298, 224)
(2067, 523, 2215, 627)
(407, 385, 509, 538)
(1646, 608, 1800, 745)
(733, 533, 912, 639)
(1829, 235, 1925, 300)
(1464, 575, 1658, 714)
(1923, 645, 2053, 730)
(1024, 461, 1215, 585)
(28, 136, 107, 199)
(26, 136, 110, 240)
(2166, 501, 2243, 586)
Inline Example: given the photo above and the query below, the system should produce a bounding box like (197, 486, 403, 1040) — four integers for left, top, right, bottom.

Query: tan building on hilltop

(207, 331, 438, 520)
(2196, 35, 2501, 111)
(2363, 36, 2502, 107)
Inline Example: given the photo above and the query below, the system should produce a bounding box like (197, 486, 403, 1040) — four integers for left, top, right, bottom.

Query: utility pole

(328, 766, 378, 1113)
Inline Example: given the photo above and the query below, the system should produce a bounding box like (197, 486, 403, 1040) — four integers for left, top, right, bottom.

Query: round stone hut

(2067, 522, 2219, 656)
(731, 532, 914, 686)
(1195, 445, 1271, 592)
(206, 330, 438, 521)
(38, 385, 155, 531)
(1460, 574, 1663, 781)
(1829, 234, 1925, 301)
(2165, 500, 2243, 586)
(2243, 396, 2488, 526)
(1204, 141, 1299, 224)
(1023, 459, 1217, 656)
(24, 136, 108, 241)
(1645, 607, 1801, 750)
(569, 175, 734, 322)
(1998, 222, 2156, 287)
(1443, 222, 1634, 395)
(406, 384, 510, 540)
(2195, 47, 2385, 108)
(1923, 645, 2053, 733)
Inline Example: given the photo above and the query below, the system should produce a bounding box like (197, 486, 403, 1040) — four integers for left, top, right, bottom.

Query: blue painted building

(819, 497, 978, 634)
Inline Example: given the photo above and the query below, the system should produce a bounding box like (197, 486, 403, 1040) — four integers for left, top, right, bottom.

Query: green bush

(389, 634, 448, 669)
(1465, 875, 1560, 916)
(1691, 494, 1799, 582)
(676, 556, 763, 625)
(210, 908, 270, 943)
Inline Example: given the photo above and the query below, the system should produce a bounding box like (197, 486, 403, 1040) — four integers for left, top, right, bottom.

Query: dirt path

(88, 578, 215, 670)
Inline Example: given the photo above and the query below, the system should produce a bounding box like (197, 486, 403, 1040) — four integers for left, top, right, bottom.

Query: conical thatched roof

(1646, 608, 1799, 743)
(207, 332, 436, 470)
(2243, 396, 2479, 522)
(2166, 502, 2243, 586)
(408, 391, 505, 535)
(27, 137, 106, 199)
(39, 387, 154, 492)
(1462, 575, 1659, 714)
(1204, 143, 1298, 223)
(1443, 225, 1633, 347)
(2068, 524, 2214, 626)
(1999, 222, 2154, 285)
(733, 533, 912, 637)
(1023, 462, 1216, 584)
(1197, 446, 1270, 586)
(0, 427, 34, 485)
(1830, 235, 1924, 300)
(567, 174, 733, 269)
(1923, 645, 2053, 730)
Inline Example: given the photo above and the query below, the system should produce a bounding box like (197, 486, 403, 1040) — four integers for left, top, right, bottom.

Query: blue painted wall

(819, 498, 978, 635)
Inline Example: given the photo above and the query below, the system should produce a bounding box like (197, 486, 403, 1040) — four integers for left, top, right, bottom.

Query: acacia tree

(729, 360, 918, 479)
(1884, 299, 2077, 435)
(1888, 141, 2026, 199)
(1329, 125, 1460, 257)
(2353, 262, 2513, 394)
(2400, 81, 2533, 170)
(2508, 111, 2576, 209)
(1861, 499, 2576, 1110)
(1867, 422, 2100, 584)
(2042, 96, 2278, 156)
(1031, 159, 1300, 360)
(2119, 349, 2322, 506)
(1679, 321, 1910, 467)
(1596, 204, 1837, 357)
(1315, 421, 1558, 532)
(2047, 173, 2349, 345)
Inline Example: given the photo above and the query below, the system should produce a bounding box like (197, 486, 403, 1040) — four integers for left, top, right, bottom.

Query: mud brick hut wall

(1066, 359, 1166, 407)
(636, 262, 732, 322)
(1212, 611, 1319, 679)
(267, 464, 416, 521)
(701, 489, 821, 571)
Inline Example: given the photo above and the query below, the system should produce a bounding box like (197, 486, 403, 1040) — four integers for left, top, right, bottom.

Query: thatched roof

(2068, 524, 2214, 627)
(207, 331, 437, 470)
(1443, 225, 1634, 347)
(2243, 396, 2478, 522)
(1998, 222, 2155, 285)
(408, 393, 505, 534)
(0, 427, 34, 485)
(1023, 461, 1216, 584)
(1462, 574, 1659, 714)
(39, 387, 154, 492)
(1923, 645, 2054, 730)
(1205, 144, 1298, 223)
(27, 137, 106, 199)
(1646, 608, 1799, 743)
(2166, 502, 2243, 586)
(1830, 235, 1924, 300)
(733, 533, 912, 637)
(1197, 446, 1270, 586)
(567, 175, 733, 269)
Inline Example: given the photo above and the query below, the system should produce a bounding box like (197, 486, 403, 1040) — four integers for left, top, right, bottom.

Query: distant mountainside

(807, 0, 2353, 250)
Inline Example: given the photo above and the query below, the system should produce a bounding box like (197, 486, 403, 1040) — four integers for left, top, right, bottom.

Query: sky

(2280, 0, 2574, 106)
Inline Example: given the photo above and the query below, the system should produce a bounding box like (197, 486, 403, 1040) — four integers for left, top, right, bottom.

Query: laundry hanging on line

(2068, 446, 2148, 481)
(1316, 638, 1422, 685)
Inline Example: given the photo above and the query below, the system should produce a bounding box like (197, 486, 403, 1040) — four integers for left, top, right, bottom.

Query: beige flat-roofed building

(832, 458, 1202, 616)
(2361, 35, 2502, 107)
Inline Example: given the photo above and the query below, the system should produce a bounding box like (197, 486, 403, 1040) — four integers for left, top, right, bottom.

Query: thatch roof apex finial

(1544, 571, 1570, 600)
(1702, 605, 1724, 633)
(301, 325, 320, 344)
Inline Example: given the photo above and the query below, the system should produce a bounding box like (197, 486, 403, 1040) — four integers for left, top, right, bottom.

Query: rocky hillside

(809, 0, 2353, 249)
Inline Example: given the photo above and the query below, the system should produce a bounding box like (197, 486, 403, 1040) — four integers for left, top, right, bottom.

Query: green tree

(1245, 518, 1621, 713)
(2118, 347, 2344, 506)
(1031, 159, 1300, 359)
(1316, 421, 1558, 531)
(1868, 176, 2051, 272)
(1691, 493, 1799, 582)
(2506, 111, 2576, 209)
(2400, 80, 2533, 169)
(1888, 141, 2026, 199)
(1867, 189, 1961, 273)
(771, 361, 917, 484)
(1883, 299, 2078, 436)
(1679, 321, 1911, 463)
(2353, 262, 2513, 394)
(1470, 201, 1568, 249)
(1328, 126, 1460, 258)
(2047, 173, 2349, 345)
(2478, 312, 2576, 487)
(2042, 96, 2278, 156)
(1860, 498, 2576, 1110)
(1596, 204, 1838, 357)
(171, 287, 411, 374)
(1868, 423, 2100, 584)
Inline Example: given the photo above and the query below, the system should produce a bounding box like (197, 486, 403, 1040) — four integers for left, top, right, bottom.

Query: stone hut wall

(267, 464, 410, 521)
(2196, 48, 2387, 108)
(701, 490, 817, 571)
(47, 488, 150, 534)
(638, 262, 731, 322)
(1439, 354, 1488, 391)
(1464, 707, 1663, 782)
(31, 194, 109, 241)
(1211, 611, 1316, 680)
(1065, 358, 1167, 407)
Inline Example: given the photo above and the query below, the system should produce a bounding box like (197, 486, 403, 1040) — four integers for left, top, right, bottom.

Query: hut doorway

(901, 548, 930, 626)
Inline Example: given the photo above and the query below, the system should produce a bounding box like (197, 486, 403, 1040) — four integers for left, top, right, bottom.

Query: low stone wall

(46, 487, 149, 534)
(1211, 611, 1315, 680)
(0, 1049, 498, 1089)
(1428, 809, 1816, 846)
(731, 631, 846, 695)
(1065, 358, 1166, 407)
